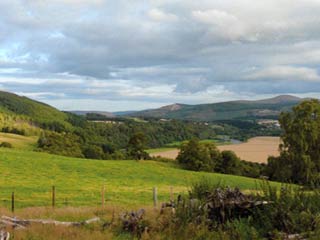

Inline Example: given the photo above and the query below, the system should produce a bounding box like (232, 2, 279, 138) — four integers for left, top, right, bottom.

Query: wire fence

(0, 185, 176, 212)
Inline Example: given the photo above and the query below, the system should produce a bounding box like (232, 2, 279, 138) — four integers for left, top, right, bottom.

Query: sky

(0, 0, 320, 111)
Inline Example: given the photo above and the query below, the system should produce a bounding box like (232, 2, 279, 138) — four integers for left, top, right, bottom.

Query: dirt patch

(150, 137, 280, 163)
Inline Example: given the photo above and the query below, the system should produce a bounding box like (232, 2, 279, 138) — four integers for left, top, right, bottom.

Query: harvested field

(150, 136, 281, 163)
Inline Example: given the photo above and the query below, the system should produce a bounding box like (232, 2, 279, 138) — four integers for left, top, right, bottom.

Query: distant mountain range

(0, 90, 309, 123)
(121, 95, 306, 121)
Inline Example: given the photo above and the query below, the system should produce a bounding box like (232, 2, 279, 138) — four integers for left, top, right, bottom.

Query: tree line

(176, 99, 320, 186)
(176, 138, 264, 178)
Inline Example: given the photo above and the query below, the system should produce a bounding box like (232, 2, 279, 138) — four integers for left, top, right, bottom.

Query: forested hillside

(0, 91, 72, 134)
(128, 95, 303, 121)
(0, 90, 280, 160)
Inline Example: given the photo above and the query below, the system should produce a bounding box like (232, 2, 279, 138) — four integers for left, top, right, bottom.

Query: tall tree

(177, 139, 220, 171)
(126, 132, 150, 160)
(267, 99, 320, 185)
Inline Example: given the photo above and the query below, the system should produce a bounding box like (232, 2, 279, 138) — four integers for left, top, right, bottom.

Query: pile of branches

(160, 187, 270, 227)
(119, 209, 147, 237)
(202, 187, 269, 223)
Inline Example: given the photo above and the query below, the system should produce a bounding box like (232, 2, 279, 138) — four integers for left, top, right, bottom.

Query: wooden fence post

(52, 186, 55, 208)
(11, 192, 14, 213)
(101, 185, 105, 208)
(153, 187, 158, 208)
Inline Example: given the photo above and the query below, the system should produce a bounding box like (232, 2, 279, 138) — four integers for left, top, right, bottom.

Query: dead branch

(0, 216, 100, 228)
(0, 231, 10, 240)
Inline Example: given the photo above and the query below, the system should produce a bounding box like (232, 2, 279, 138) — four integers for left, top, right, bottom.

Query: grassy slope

(0, 148, 282, 209)
(0, 132, 38, 150)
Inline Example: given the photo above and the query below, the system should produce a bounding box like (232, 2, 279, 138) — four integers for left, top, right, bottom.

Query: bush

(0, 141, 13, 148)
(218, 150, 241, 175)
(83, 145, 104, 159)
(189, 177, 224, 200)
(37, 131, 84, 158)
(167, 180, 320, 239)
(1, 126, 25, 135)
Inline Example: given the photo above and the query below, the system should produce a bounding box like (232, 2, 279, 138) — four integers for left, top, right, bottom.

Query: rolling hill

(0, 147, 281, 208)
(0, 91, 73, 134)
(127, 95, 304, 121)
(0, 91, 69, 123)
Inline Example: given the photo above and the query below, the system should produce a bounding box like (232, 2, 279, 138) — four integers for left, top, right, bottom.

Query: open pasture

(0, 147, 281, 209)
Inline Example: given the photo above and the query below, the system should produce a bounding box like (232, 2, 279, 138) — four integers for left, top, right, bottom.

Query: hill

(0, 147, 281, 208)
(0, 91, 68, 123)
(0, 91, 72, 133)
(127, 95, 304, 121)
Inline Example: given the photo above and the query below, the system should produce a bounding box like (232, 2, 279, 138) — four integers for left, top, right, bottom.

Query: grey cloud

(0, 0, 320, 110)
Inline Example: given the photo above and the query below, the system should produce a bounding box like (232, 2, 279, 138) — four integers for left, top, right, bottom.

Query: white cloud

(148, 8, 178, 22)
(247, 66, 320, 81)
(192, 9, 249, 41)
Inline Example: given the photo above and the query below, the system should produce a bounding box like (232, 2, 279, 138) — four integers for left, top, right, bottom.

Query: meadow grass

(0, 147, 282, 210)
(0, 132, 38, 150)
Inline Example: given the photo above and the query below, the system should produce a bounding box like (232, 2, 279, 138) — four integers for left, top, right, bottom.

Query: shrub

(168, 180, 320, 239)
(0, 141, 13, 148)
(1, 126, 25, 135)
(83, 145, 104, 159)
(37, 131, 84, 158)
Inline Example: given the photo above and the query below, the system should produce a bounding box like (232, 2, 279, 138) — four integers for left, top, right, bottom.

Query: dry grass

(0, 132, 38, 150)
(150, 136, 281, 163)
(0, 205, 161, 240)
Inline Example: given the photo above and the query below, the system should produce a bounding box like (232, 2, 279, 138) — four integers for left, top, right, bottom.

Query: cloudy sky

(1, 0, 320, 111)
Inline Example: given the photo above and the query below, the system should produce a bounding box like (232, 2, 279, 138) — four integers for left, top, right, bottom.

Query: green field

(0, 146, 282, 210)
(0, 132, 38, 150)
(146, 147, 176, 154)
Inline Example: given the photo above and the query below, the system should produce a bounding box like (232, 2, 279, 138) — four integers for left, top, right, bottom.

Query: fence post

(52, 186, 55, 208)
(170, 186, 174, 202)
(153, 187, 158, 208)
(101, 185, 105, 208)
(11, 192, 14, 213)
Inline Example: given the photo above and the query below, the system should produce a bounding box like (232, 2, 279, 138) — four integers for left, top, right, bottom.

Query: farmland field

(150, 136, 281, 163)
(0, 147, 281, 210)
